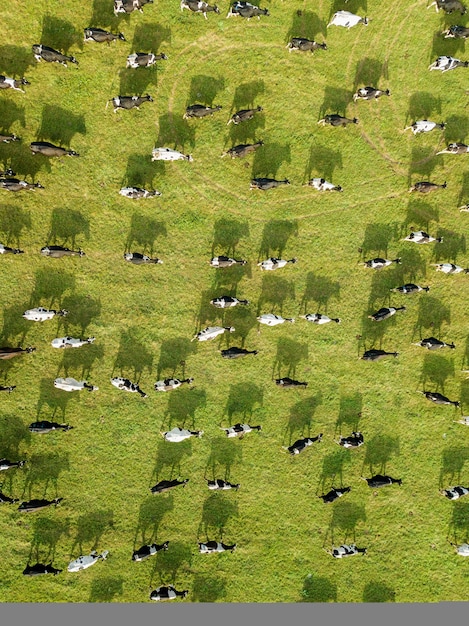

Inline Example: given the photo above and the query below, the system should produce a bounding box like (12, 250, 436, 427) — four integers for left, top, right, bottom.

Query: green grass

(1, 0, 469, 603)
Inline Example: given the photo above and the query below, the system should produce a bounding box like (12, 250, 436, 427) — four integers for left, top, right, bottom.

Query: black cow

(23, 563, 62, 576)
(84, 28, 126, 43)
(227, 1, 269, 18)
(362, 475, 402, 488)
(319, 487, 351, 503)
(0, 347, 35, 360)
(41, 246, 85, 258)
(336, 432, 364, 448)
(124, 252, 163, 264)
(368, 306, 406, 322)
(198, 541, 236, 553)
(287, 38, 327, 53)
(437, 142, 469, 154)
(0, 178, 43, 192)
(110, 95, 153, 112)
(126, 53, 168, 68)
(221, 347, 258, 358)
(0, 459, 26, 471)
(0, 76, 30, 93)
(275, 377, 308, 388)
(0, 385, 15, 393)
(390, 283, 430, 294)
(0, 244, 23, 254)
(286, 434, 323, 455)
(409, 181, 446, 194)
(181, 1, 220, 18)
(420, 391, 460, 407)
(29, 421, 73, 433)
(32, 44, 78, 66)
(443, 24, 469, 38)
(250, 178, 290, 190)
(222, 141, 264, 158)
(318, 114, 358, 127)
(0, 133, 20, 143)
(0, 491, 19, 504)
(207, 479, 240, 490)
(18, 498, 63, 512)
(442, 486, 469, 500)
(413, 337, 455, 350)
(30, 142, 79, 157)
(428, 0, 466, 14)
(362, 349, 398, 361)
(150, 478, 189, 494)
(184, 104, 222, 119)
(227, 106, 263, 125)
(132, 541, 169, 561)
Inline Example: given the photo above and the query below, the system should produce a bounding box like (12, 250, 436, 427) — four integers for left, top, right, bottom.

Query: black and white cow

(0, 244, 24, 254)
(126, 52, 168, 68)
(198, 541, 236, 553)
(124, 252, 163, 264)
(68, 551, 109, 572)
(437, 142, 469, 155)
(404, 120, 446, 134)
(318, 114, 358, 127)
(429, 56, 469, 72)
(23, 563, 62, 576)
(210, 256, 247, 267)
(23, 307, 68, 321)
(432, 262, 469, 273)
(110, 95, 153, 112)
(84, 28, 126, 43)
(211, 296, 250, 308)
(51, 336, 95, 349)
(257, 313, 295, 326)
(390, 283, 430, 294)
(206, 478, 240, 490)
(184, 104, 222, 119)
(413, 337, 455, 350)
(181, 1, 220, 18)
(227, 106, 263, 125)
(154, 378, 194, 392)
(0, 75, 30, 93)
(287, 38, 327, 53)
(221, 347, 258, 358)
(220, 423, 261, 438)
(327, 544, 367, 558)
(114, 0, 153, 14)
(120, 188, 161, 199)
(361, 349, 398, 361)
(257, 257, 297, 270)
(368, 306, 406, 322)
(428, 0, 466, 14)
(0, 347, 35, 360)
(300, 313, 341, 324)
(30, 142, 79, 157)
(0, 169, 15, 177)
(0, 386, 15, 393)
(362, 475, 402, 488)
(0, 178, 43, 192)
(150, 478, 189, 494)
(441, 486, 469, 500)
(28, 421, 73, 433)
(150, 586, 188, 601)
(420, 391, 460, 407)
(353, 87, 390, 101)
(192, 326, 235, 341)
(222, 141, 264, 158)
(364, 257, 401, 269)
(18, 497, 63, 512)
(336, 432, 364, 448)
(132, 542, 169, 561)
(41, 245, 85, 258)
(111, 377, 148, 398)
(151, 147, 192, 161)
(0, 133, 20, 143)
(443, 25, 469, 38)
(319, 487, 351, 503)
(0, 491, 19, 503)
(32, 44, 78, 66)
(286, 434, 323, 455)
(275, 377, 308, 388)
(327, 11, 369, 28)
(227, 1, 269, 18)
(250, 178, 290, 190)
(0, 459, 26, 470)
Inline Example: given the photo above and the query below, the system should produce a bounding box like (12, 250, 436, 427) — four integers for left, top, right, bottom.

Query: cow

(287, 38, 327, 53)
(221, 347, 258, 358)
(460, 204, 469, 212)
(275, 377, 308, 388)
(420, 390, 460, 407)
(0, 459, 26, 470)
(0, 347, 35, 360)
(18, 497, 63, 512)
(404, 120, 446, 134)
(250, 178, 290, 190)
(227, 106, 263, 125)
(0, 244, 24, 254)
(29, 421, 73, 433)
(150, 479, 189, 494)
(257, 313, 294, 326)
(0, 134, 20, 143)
(432, 263, 469, 273)
(51, 336, 95, 349)
(390, 283, 430, 294)
(119, 187, 161, 199)
(327, 544, 367, 558)
(317, 114, 358, 127)
(0, 491, 19, 504)
(210, 256, 247, 268)
(362, 475, 402, 488)
(111, 377, 148, 398)
(227, 1, 269, 18)
(327, 11, 369, 28)
(181, 1, 220, 18)
(32, 44, 78, 66)
(23, 307, 68, 322)
(192, 326, 235, 341)
(198, 541, 236, 553)
(68, 551, 109, 572)
(413, 337, 455, 350)
(207, 479, 239, 490)
(443, 25, 469, 38)
(437, 142, 469, 155)
(286, 434, 323, 455)
(110, 95, 153, 112)
(124, 252, 163, 264)
(84, 28, 125, 43)
(54, 377, 98, 391)
(428, 0, 466, 13)
(162, 427, 203, 442)
(222, 141, 264, 158)
(353, 87, 390, 101)
(429, 56, 469, 72)
(403, 230, 443, 243)
(154, 378, 194, 392)
(151, 147, 192, 161)
(114, 0, 153, 14)
(0, 168, 16, 177)
(184, 104, 222, 119)
(150, 586, 188, 601)
(41, 245, 85, 258)
(23, 563, 62, 576)
(319, 487, 351, 503)
(220, 423, 261, 438)
(409, 182, 447, 194)
(127, 53, 168, 69)
(305, 178, 342, 192)
(132, 542, 169, 561)
(442, 486, 469, 500)
(362, 349, 398, 361)
(211, 296, 250, 308)
(368, 306, 406, 322)
(336, 432, 364, 448)
(0, 178, 43, 192)
(454, 416, 469, 425)
(364, 257, 401, 269)
(0, 75, 30, 93)
(0, 386, 15, 393)
(453, 543, 469, 556)
(300, 313, 341, 324)
(30, 142, 79, 157)
(257, 257, 297, 271)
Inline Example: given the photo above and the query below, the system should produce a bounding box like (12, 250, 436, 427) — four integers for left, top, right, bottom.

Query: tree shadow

(328, 500, 367, 544)
(70, 509, 114, 556)
(119, 67, 158, 97)
(318, 86, 353, 119)
(284, 393, 323, 444)
(227, 112, 265, 145)
(46, 208, 90, 248)
(164, 388, 207, 430)
(133, 495, 174, 545)
(431, 30, 465, 62)
(156, 337, 197, 379)
(440, 447, 469, 488)
(285, 10, 327, 42)
(125, 213, 167, 255)
(300, 573, 337, 602)
(0, 300, 32, 345)
(419, 353, 455, 392)
(407, 92, 442, 124)
(198, 493, 238, 539)
(444, 114, 469, 144)
(36, 378, 75, 421)
(89, 576, 124, 603)
(132, 22, 172, 53)
(448, 501, 469, 543)
(360, 222, 399, 258)
(123, 152, 164, 188)
(0, 413, 31, 458)
(29, 517, 70, 563)
(230, 80, 265, 114)
(407, 145, 442, 186)
(205, 436, 242, 481)
(258, 219, 299, 260)
(57, 343, 105, 379)
(353, 57, 388, 92)
(188, 75, 225, 107)
(152, 541, 192, 585)
(58, 293, 101, 336)
(300, 272, 340, 314)
(0, 46, 35, 77)
(403, 200, 440, 233)
(225, 383, 263, 419)
(89, 0, 122, 29)
(212, 262, 252, 293)
(318, 449, 351, 492)
(22, 451, 70, 499)
(251, 142, 291, 178)
(362, 434, 400, 475)
(0, 99, 26, 134)
(257, 274, 295, 315)
(37, 105, 86, 147)
(335, 393, 363, 433)
(192, 574, 227, 602)
(157, 112, 196, 151)
(432, 229, 466, 263)
(41, 15, 83, 54)
(272, 337, 308, 379)
(0, 205, 32, 247)
(303, 143, 343, 183)
(151, 440, 193, 483)
(211, 218, 250, 256)
(413, 296, 450, 339)
(29, 268, 76, 308)
(363, 581, 396, 602)
(112, 328, 153, 381)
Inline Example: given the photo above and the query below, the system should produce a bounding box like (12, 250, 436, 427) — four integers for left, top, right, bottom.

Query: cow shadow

(212, 262, 252, 293)
(318, 449, 351, 492)
(0, 301, 32, 345)
(363, 581, 396, 602)
(0, 99, 26, 134)
(458, 171, 469, 206)
(419, 353, 455, 392)
(407, 92, 442, 124)
(398, 246, 427, 283)
(440, 447, 469, 488)
(89, 576, 124, 603)
(460, 379, 469, 412)
(59, 293, 101, 336)
(195, 288, 223, 332)
(164, 388, 207, 430)
(285, 10, 327, 42)
(205, 436, 242, 481)
(335, 393, 363, 434)
(303, 143, 343, 183)
(41, 15, 83, 54)
(0, 413, 31, 458)
(431, 30, 465, 62)
(132, 22, 172, 53)
(133, 495, 174, 545)
(300, 272, 341, 314)
(284, 393, 323, 444)
(157, 337, 197, 379)
(211, 218, 250, 256)
(227, 111, 265, 145)
(188, 75, 225, 107)
(362, 434, 400, 475)
(57, 342, 105, 379)
(448, 501, 469, 543)
(318, 86, 353, 119)
(413, 296, 450, 339)
(353, 57, 388, 92)
(258, 219, 299, 260)
(37, 105, 86, 147)
(36, 378, 75, 421)
(29, 517, 70, 564)
(157, 112, 196, 151)
(0, 46, 35, 77)
(360, 222, 399, 258)
(152, 541, 192, 585)
(30, 269, 75, 308)
(407, 145, 443, 185)
(223, 307, 258, 347)
(225, 382, 263, 419)
(330, 0, 367, 20)
(22, 451, 70, 499)
(432, 229, 466, 263)
(198, 493, 238, 539)
(123, 152, 164, 189)
(192, 575, 227, 602)
(300, 573, 337, 603)
(0, 205, 32, 247)
(230, 80, 265, 114)
(112, 328, 153, 381)
(328, 500, 367, 544)
(365, 268, 400, 310)
(10, 145, 51, 180)
(119, 67, 158, 97)
(125, 213, 167, 255)
(70, 509, 114, 556)
(444, 114, 469, 143)
(272, 337, 308, 379)
(46, 208, 90, 248)
(89, 0, 122, 29)
(360, 312, 392, 348)
(251, 142, 291, 178)
(257, 274, 295, 315)
(404, 200, 440, 233)
(151, 439, 193, 482)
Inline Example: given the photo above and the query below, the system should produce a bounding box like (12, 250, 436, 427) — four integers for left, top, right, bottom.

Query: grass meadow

(1, 0, 469, 603)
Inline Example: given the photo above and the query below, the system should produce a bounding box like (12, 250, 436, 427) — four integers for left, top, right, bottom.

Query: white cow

(327, 11, 369, 28)
(257, 258, 297, 270)
(192, 326, 235, 341)
(454, 543, 469, 556)
(54, 377, 98, 392)
(162, 427, 203, 442)
(67, 551, 109, 572)
(432, 263, 469, 274)
(257, 314, 294, 326)
(51, 336, 95, 349)
(151, 147, 193, 161)
(429, 56, 469, 72)
(404, 120, 446, 135)
(403, 230, 442, 244)
(306, 178, 342, 192)
(23, 307, 68, 322)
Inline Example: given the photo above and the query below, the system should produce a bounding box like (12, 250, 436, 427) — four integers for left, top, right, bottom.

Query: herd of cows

(1, 0, 469, 603)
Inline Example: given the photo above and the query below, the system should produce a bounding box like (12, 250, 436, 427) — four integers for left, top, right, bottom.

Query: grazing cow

(0, 133, 20, 143)
(319, 487, 351, 503)
(132, 542, 169, 561)
(32, 44, 78, 67)
(336, 432, 364, 448)
(275, 377, 308, 388)
(0, 244, 24, 254)
(460, 204, 469, 212)
(222, 141, 264, 159)
(227, 106, 263, 125)
(404, 120, 446, 134)
(152, 147, 192, 161)
(286, 434, 323, 455)
(23, 307, 68, 322)
(18, 497, 63, 512)
(23, 563, 62, 576)
(181, 0, 220, 18)
(54, 378, 98, 391)
(413, 337, 455, 350)
(51, 336, 95, 349)
(110, 95, 153, 112)
(317, 114, 358, 127)
(210, 256, 247, 268)
(443, 25, 469, 38)
(353, 87, 390, 101)
(428, 0, 466, 13)
(0, 386, 15, 393)
(441, 486, 469, 500)
(0, 459, 26, 470)
(127, 53, 168, 69)
(221, 346, 258, 358)
(300, 313, 340, 324)
(119, 187, 161, 199)
(368, 306, 406, 322)
(409, 182, 446, 194)
(362, 349, 398, 361)
(84, 28, 125, 43)
(211, 296, 249, 308)
(429, 56, 469, 72)
(41, 245, 85, 258)
(432, 263, 469, 273)
(364, 257, 401, 269)
(0, 347, 35, 360)
(0, 169, 15, 177)
(437, 143, 469, 155)
(184, 104, 222, 119)
(192, 326, 235, 341)
(124, 252, 163, 264)
(154, 378, 194, 392)
(0, 491, 18, 504)
(257, 313, 294, 326)
(150, 586, 188, 601)
(0, 178, 43, 192)
(207, 479, 239, 490)
(327, 544, 367, 558)
(227, 1, 269, 18)
(114, 0, 153, 14)
(0, 75, 30, 93)
(327, 11, 369, 28)
(390, 283, 429, 294)
(454, 417, 469, 426)
(420, 390, 460, 407)
(111, 377, 148, 398)
(68, 551, 109, 572)
(30, 142, 79, 157)
(453, 543, 469, 556)
(305, 178, 342, 192)
(287, 38, 327, 53)
(199, 541, 236, 553)
(250, 178, 290, 190)
(162, 427, 203, 442)
(150, 479, 189, 494)
(403, 230, 442, 243)
(29, 421, 73, 433)
(362, 475, 402, 488)
(220, 423, 261, 438)
(257, 257, 297, 271)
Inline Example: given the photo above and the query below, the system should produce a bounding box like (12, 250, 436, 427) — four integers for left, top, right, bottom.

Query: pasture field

(1, 0, 469, 604)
